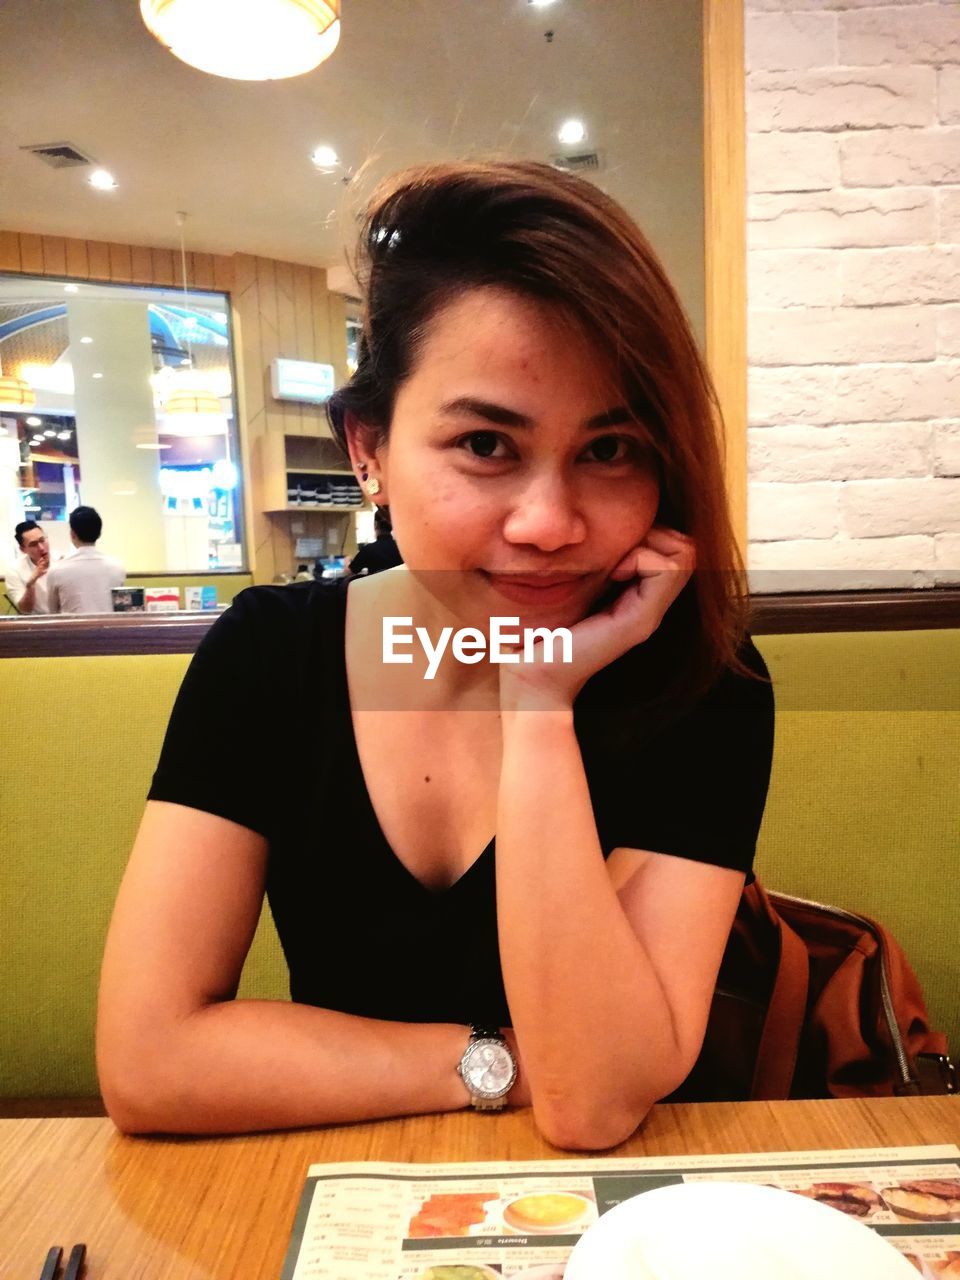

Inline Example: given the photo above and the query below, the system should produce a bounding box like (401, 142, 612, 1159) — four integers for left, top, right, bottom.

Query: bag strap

(750, 903, 810, 1099)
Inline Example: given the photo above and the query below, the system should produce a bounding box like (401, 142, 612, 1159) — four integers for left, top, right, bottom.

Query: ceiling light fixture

(88, 169, 118, 190)
(64, 284, 79, 294)
(557, 119, 587, 146)
(140, 0, 341, 82)
(311, 144, 339, 170)
(80, 336, 94, 344)
(26, 415, 42, 427)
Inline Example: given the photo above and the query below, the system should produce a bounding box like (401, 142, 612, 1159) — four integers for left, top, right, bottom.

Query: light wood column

(703, 0, 747, 555)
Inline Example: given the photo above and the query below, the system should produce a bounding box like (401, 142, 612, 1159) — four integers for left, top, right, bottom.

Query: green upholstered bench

(1, 629, 957, 1101)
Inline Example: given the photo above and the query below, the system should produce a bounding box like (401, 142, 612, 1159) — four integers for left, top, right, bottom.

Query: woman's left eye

(583, 435, 634, 464)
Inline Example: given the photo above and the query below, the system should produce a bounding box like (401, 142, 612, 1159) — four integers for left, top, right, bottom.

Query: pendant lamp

(140, 0, 341, 81)
(158, 211, 228, 437)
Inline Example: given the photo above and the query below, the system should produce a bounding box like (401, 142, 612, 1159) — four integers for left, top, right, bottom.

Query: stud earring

(366, 477, 382, 496)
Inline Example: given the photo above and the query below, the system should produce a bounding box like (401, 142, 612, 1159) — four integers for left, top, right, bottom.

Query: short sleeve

(148, 588, 295, 837)
(587, 638, 775, 875)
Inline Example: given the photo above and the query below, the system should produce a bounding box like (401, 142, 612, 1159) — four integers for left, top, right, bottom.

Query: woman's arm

(495, 707, 743, 1151)
(97, 800, 472, 1134)
(494, 526, 746, 1149)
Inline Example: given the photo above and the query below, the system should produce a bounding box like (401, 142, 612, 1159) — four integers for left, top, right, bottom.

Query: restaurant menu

(280, 1144, 960, 1279)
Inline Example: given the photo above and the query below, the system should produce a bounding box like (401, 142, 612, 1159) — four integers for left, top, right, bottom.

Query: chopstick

(63, 1243, 86, 1280)
(36, 1243, 86, 1280)
(38, 1247, 61, 1280)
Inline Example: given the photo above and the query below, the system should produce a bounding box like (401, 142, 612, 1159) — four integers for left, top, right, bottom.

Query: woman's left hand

(498, 525, 696, 713)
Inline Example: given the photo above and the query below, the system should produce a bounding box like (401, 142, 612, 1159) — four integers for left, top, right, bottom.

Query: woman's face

(358, 287, 661, 630)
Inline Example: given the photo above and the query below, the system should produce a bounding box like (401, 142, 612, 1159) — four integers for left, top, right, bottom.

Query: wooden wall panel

(40, 237, 67, 277)
(192, 252, 216, 290)
(19, 234, 43, 274)
(86, 240, 110, 280)
(107, 242, 133, 283)
(64, 238, 89, 279)
(0, 232, 21, 272)
(149, 247, 176, 286)
(704, 0, 747, 556)
(130, 245, 153, 284)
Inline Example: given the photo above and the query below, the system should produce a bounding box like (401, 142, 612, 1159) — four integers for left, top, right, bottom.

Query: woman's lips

(481, 571, 589, 607)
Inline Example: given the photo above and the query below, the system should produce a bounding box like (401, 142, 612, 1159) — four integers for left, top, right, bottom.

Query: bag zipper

(769, 891, 916, 1090)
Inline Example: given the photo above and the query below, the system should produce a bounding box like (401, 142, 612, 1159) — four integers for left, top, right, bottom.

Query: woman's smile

(480, 570, 592, 609)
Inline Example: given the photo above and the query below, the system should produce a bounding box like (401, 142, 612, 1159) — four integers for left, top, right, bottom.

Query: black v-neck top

(148, 580, 775, 1027)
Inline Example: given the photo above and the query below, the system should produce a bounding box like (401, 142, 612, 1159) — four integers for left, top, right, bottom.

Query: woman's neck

(346, 567, 502, 710)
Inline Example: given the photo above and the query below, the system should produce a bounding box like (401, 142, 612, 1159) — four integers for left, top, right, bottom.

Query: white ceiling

(0, 0, 705, 319)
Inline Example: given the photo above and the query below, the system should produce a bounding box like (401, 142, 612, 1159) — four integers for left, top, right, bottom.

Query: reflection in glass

(0, 275, 244, 573)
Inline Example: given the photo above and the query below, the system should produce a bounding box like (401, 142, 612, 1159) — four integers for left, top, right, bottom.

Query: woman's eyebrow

(438, 397, 637, 430)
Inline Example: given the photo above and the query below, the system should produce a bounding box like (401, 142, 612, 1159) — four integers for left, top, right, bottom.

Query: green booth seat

(1, 628, 957, 1100)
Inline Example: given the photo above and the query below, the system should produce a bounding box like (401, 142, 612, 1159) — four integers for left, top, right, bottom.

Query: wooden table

(1, 1097, 958, 1279)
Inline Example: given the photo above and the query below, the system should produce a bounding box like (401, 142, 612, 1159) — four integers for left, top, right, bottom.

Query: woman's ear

(344, 412, 387, 500)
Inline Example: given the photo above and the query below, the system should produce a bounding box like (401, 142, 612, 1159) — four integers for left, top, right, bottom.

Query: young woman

(97, 161, 774, 1149)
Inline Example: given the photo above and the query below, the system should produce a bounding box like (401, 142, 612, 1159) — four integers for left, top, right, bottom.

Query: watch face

(462, 1040, 516, 1098)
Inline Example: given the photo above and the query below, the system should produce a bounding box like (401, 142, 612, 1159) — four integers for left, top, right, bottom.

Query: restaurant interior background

(0, 0, 957, 1108)
(0, 0, 710, 609)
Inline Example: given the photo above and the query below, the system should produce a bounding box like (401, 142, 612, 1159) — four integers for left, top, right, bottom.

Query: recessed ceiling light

(26, 415, 42, 427)
(80, 336, 93, 344)
(311, 145, 339, 169)
(558, 119, 586, 146)
(88, 169, 118, 190)
(43, 429, 56, 437)
(136, 441, 172, 450)
(92, 372, 104, 379)
(64, 284, 79, 293)
(57, 430, 71, 440)
(529, 0, 558, 7)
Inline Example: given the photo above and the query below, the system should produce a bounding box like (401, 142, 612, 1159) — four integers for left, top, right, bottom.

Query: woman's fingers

(609, 526, 695, 581)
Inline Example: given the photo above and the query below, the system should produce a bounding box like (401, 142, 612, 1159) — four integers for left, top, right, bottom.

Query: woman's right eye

(458, 431, 508, 459)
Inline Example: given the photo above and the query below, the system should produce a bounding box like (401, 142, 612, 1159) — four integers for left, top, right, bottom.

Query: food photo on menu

(407, 1190, 597, 1240)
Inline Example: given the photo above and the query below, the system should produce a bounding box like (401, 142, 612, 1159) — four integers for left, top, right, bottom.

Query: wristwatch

(457, 1025, 517, 1111)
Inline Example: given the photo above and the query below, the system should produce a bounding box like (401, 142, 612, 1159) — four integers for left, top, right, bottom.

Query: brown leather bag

(675, 881, 956, 1102)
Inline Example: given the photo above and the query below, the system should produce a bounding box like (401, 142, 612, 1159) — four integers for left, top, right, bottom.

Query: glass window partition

(0, 273, 245, 574)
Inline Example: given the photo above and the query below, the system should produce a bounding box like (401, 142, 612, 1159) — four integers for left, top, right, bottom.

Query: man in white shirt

(46, 506, 125, 614)
(6, 520, 55, 613)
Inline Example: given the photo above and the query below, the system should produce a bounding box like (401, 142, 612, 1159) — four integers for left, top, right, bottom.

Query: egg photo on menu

(879, 1179, 960, 1222)
(501, 1190, 595, 1234)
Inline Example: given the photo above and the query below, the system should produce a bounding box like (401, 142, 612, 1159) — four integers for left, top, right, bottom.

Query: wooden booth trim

(703, 0, 747, 555)
(2, 590, 958, 659)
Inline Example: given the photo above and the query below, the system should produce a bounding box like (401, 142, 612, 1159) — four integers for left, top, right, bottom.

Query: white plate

(563, 1181, 918, 1280)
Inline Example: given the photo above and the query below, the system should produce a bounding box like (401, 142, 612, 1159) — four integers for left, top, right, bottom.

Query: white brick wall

(746, 0, 960, 591)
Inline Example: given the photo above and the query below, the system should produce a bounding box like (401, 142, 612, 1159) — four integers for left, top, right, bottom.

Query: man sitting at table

(6, 519, 58, 614)
(46, 506, 125, 615)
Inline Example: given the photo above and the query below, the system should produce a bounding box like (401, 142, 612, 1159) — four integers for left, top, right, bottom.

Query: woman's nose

(501, 472, 587, 552)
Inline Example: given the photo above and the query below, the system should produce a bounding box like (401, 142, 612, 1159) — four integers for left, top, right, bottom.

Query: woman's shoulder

(201, 579, 348, 658)
(702, 633, 773, 711)
(228, 578, 346, 620)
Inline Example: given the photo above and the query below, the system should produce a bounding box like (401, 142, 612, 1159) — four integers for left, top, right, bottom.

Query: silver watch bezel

(458, 1033, 517, 1106)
